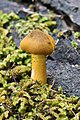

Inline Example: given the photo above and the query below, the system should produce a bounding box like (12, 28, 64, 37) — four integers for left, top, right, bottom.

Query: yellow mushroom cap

(20, 29, 55, 55)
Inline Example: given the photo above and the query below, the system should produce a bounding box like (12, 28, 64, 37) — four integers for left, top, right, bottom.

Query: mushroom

(20, 29, 55, 84)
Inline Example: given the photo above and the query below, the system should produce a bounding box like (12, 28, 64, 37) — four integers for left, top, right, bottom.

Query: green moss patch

(0, 11, 80, 120)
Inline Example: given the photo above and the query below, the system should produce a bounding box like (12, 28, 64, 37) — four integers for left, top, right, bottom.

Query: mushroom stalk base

(31, 54, 46, 84)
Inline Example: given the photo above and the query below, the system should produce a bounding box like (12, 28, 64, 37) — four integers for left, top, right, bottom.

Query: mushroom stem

(31, 54, 46, 84)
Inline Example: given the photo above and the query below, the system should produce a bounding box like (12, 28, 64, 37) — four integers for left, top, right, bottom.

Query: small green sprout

(74, 32, 80, 39)
(71, 40, 78, 49)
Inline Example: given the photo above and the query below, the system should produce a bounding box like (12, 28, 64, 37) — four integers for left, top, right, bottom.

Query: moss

(74, 32, 80, 39)
(0, 11, 80, 120)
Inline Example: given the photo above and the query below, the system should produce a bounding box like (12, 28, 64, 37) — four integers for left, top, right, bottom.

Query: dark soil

(47, 35, 80, 97)
(41, 0, 80, 31)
